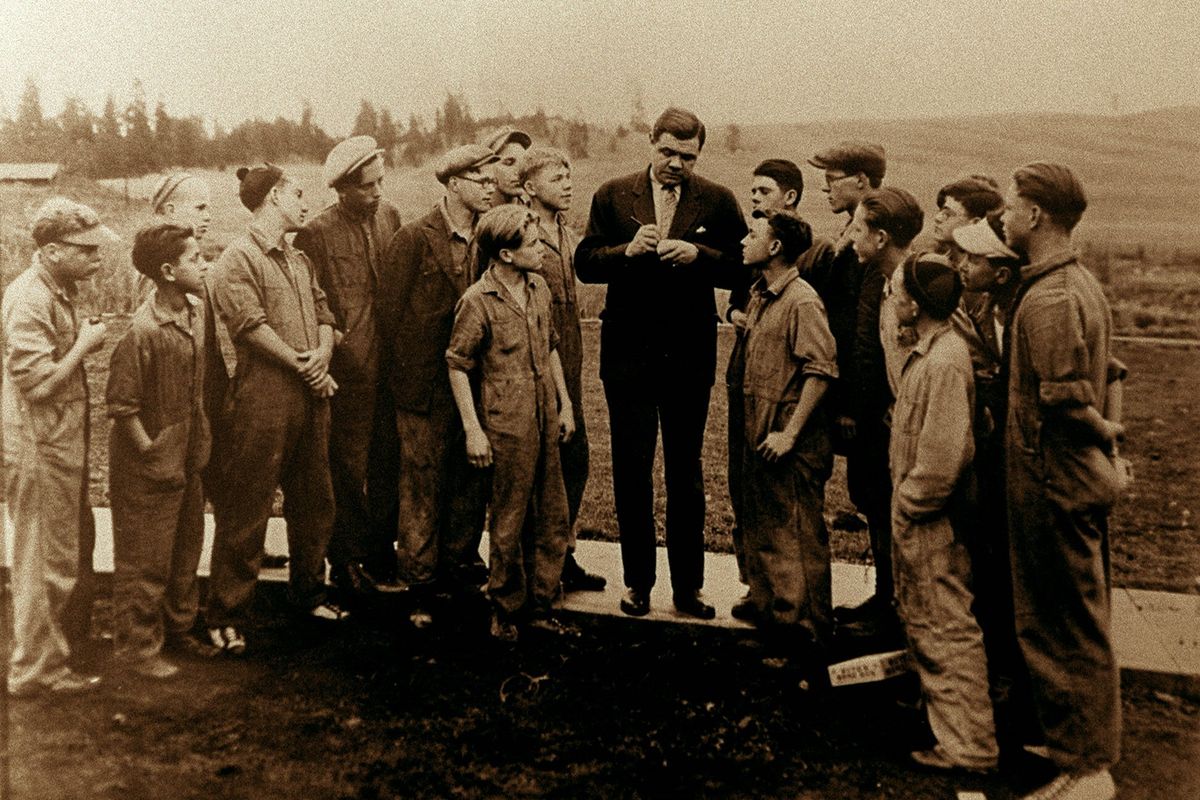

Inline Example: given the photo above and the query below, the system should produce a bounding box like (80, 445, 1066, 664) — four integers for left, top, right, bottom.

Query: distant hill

(729, 106, 1200, 247)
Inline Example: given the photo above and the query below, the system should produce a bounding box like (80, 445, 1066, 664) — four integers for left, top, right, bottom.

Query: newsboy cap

(481, 126, 532, 153)
(323, 135, 385, 187)
(808, 141, 886, 184)
(903, 252, 962, 321)
(30, 197, 119, 247)
(434, 144, 500, 184)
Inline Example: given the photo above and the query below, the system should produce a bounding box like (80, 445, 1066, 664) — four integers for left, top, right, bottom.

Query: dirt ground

(5, 590, 1199, 800)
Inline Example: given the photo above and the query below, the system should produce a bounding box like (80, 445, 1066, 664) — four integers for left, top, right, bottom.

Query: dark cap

(236, 163, 284, 211)
(808, 141, 886, 185)
(903, 252, 962, 320)
(435, 144, 500, 184)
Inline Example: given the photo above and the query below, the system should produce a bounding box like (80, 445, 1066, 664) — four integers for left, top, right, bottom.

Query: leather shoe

(730, 594, 757, 622)
(334, 562, 379, 596)
(49, 670, 102, 694)
(561, 554, 607, 592)
(619, 588, 650, 617)
(673, 591, 716, 620)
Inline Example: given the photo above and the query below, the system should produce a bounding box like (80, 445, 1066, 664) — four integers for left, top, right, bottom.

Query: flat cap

(149, 172, 193, 213)
(903, 252, 962, 320)
(482, 126, 532, 153)
(952, 217, 1019, 260)
(435, 144, 499, 184)
(323, 135, 385, 187)
(31, 197, 118, 247)
(808, 141, 886, 184)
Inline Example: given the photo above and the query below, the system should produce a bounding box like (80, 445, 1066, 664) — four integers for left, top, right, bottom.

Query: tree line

(1, 78, 592, 179)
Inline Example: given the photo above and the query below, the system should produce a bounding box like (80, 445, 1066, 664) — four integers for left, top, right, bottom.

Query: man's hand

(729, 309, 748, 331)
(296, 348, 332, 384)
(656, 239, 699, 265)
(308, 372, 338, 398)
(76, 319, 108, 354)
(836, 415, 857, 441)
(625, 224, 661, 257)
(558, 403, 576, 443)
(465, 426, 493, 468)
(757, 431, 796, 463)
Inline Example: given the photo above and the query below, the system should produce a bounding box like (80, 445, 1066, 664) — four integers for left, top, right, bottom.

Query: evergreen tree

(376, 109, 398, 164)
(124, 79, 157, 173)
(352, 99, 379, 138)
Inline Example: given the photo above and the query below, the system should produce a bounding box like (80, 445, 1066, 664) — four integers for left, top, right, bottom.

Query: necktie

(659, 185, 678, 235)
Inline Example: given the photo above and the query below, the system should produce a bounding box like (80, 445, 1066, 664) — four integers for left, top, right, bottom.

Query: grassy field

(1, 107, 1198, 592)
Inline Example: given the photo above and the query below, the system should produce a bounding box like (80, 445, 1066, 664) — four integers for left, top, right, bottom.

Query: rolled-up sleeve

(105, 331, 143, 418)
(1022, 290, 1097, 409)
(4, 292, 59, 396)
(792, 298, 839, 381)
(1106, 356, 1128, 384)
(211, 245, 268, 342)
(445, 294, 487, 373)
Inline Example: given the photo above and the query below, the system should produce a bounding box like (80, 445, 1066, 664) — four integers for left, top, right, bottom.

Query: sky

(1, 0, 1197, 136)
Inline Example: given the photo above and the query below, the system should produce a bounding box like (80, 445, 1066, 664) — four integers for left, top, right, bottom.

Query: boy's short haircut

(936, 175, 1003, 218)
(859, 187, 924, 248)
(131, 223, 195, 282)
(756, 209, 813, 264)
(652, 107, 706, 149)
(752, 159, 804, 205)
(518, 146, 571, 186)
(1012, 161, 1088, 232)
(472, 205, 537, 273)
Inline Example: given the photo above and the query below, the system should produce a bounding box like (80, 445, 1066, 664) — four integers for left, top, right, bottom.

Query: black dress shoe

(730, 596, 757, 622)
(561, 554, 607, 593)
(673, 591, 716, 620)
(619, 588, 650, 617)
(334, 562, 379, 596)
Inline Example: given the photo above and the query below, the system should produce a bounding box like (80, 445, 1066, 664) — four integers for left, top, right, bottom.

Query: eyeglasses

(456, 174, 497, 188)
(821, 173, 858, 192)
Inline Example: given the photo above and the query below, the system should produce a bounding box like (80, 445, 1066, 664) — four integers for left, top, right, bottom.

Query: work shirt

(890, 322, 975, 521)
(1, 256, 88, 464)
(741, 267, 838, 446)
(210, 224, 336, 370)
(535, 214, 583, 406)
(445, 267, 560, 438)
(294, 200, 402, 385)
(437, 199, 474, 283)
(1007, 250, 1120, 511)
(106, 290, 211, 482)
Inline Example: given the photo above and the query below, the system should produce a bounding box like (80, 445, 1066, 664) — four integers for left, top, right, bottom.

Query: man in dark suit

(376, 144, 497, 628)
(576, 107, 747, 619)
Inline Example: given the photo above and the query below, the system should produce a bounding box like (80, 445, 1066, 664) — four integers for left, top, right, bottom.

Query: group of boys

(3, 105, 1123, 800)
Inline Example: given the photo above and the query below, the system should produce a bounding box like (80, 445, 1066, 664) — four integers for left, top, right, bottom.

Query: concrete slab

(3, 506, 1197, 677)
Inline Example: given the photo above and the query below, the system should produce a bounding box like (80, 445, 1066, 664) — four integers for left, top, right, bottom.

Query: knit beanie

(903, 252, 962, 320)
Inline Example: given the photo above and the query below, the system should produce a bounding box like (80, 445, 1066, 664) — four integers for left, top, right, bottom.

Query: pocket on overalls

(141, 422, 189, 488)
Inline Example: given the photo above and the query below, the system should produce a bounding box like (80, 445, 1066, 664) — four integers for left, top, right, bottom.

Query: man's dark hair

(1012, 162, 1088, 232)
(753, 209, 813, 263)
(859, 187, 924, 248)
(130, 223, 195, 282)
(652, 107, 705, 149)
(936, 175, 1003, 218)
(752, 159, 804, 206)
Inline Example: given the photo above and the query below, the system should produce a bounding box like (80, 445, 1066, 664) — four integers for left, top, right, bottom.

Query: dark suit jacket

(575, 169, 746, 386)
(377, 204, 473, 414)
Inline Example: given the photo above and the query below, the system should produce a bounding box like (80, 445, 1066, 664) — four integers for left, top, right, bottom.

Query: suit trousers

(602, 376, 710, 594)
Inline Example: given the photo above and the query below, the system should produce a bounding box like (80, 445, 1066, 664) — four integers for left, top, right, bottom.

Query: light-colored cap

(434, 144, 500, 184)
(149, 172, 193, 213)
(481, 126, 532, 153)
(31, 197, 118, 246)
(952, 218, 1020, 260)
(323, 135, 385, 187)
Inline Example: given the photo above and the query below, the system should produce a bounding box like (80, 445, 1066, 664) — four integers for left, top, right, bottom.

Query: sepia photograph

(0, 1, 1197, 798)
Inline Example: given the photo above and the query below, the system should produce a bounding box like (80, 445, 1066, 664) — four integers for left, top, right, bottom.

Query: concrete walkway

(5, 507, 1197, 678)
